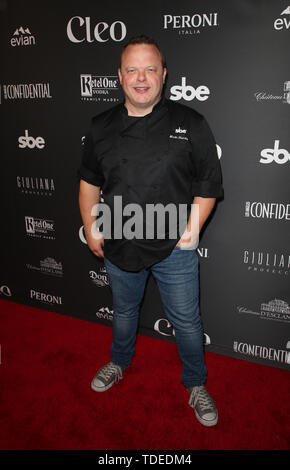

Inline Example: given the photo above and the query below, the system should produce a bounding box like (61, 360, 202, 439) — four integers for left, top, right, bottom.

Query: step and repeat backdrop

(1, 0, 289, 370)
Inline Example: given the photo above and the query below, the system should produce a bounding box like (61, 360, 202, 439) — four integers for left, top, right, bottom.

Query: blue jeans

(104, 246, 207, 388)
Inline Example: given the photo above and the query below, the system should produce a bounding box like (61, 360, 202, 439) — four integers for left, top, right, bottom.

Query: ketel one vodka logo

(25, 216, 55, 240)
(80, 74, 120, 102)
(10, 26, 36, 46)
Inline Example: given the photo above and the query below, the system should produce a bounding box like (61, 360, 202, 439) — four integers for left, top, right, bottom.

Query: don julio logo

(89, 267, 109, 287)
(80, 74, 120, 103)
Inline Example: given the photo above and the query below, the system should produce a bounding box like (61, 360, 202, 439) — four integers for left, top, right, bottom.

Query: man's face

(118, 43, 167, 116)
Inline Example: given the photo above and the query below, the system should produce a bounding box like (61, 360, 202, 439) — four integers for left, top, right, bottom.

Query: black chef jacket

(78, 97, 223, 272)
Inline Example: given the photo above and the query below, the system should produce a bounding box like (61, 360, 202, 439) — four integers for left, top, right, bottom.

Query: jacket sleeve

(190, 116, 224, 199)
(78, 123, 104, 187)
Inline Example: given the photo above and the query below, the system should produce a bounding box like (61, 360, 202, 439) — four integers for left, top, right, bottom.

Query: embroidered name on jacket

(169, 126, 189, 141)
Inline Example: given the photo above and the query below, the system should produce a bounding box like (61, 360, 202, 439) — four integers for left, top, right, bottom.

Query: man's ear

(163, 67, 167, 84)
(118, 68, 123, 85)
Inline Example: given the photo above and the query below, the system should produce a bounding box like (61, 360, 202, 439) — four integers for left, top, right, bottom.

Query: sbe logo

(18, 130, 45, 149)
(170, 77, 210, 101)
(260, 140, 290, 164)
(67, 17, 127, 43)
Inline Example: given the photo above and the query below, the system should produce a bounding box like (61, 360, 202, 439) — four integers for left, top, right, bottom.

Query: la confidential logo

(80, 74, 120, 103)
(1, 82, 52, 102)
(233, 340, 290, 365)
(244, 201, 290, 220)
(163, 12, 218, 36)
(10, 26, 35, 46)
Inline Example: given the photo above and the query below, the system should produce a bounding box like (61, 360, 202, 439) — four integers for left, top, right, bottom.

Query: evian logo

(67, 17, 126, 43)
(10, 26, 35, 46)
(274, 6, 290, 30)
(96, 307, 113, 321)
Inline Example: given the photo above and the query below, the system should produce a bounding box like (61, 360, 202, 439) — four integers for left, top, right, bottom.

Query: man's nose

(137, 70, 146, 81)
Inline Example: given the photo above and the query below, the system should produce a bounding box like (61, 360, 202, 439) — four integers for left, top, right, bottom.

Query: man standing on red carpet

(78, 35, 223, 427)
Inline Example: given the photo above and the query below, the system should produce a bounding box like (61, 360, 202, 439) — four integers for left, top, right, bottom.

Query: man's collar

(120, 95, 166, 117)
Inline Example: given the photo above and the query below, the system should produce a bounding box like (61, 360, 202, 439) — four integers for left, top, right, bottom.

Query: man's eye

(127, 69, 135, 73)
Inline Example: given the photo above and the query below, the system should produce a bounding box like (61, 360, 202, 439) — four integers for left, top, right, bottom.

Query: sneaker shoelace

(98, 362, 123, 383)
(189, 386, 215, 412)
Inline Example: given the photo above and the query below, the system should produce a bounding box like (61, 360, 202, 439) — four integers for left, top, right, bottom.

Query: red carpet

(0, 298, 289, 451)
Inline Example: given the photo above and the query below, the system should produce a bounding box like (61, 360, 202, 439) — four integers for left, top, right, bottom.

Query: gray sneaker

(188, 386, 218, 427)
(91, 361, 124, 392)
